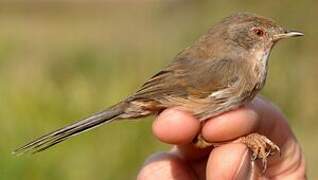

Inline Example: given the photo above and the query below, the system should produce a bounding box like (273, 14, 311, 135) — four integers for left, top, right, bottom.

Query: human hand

(137, 97, 306, 179)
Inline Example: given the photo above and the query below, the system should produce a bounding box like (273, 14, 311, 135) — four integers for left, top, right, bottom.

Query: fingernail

(235, 148, 252, 180)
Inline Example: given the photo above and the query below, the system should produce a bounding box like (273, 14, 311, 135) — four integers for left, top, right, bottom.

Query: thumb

(206, 143, 252, 180)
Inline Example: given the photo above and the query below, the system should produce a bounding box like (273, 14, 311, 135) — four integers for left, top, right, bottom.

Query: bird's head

(219, 12, 304, 51)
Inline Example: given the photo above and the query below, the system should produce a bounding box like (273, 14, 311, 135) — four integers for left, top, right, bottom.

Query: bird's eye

(252, 28, 265, 37)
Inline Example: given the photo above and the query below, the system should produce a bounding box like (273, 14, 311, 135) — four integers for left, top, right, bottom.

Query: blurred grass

(0, 0, 317, 179)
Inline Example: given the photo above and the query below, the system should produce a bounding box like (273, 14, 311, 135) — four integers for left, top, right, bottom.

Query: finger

(206, 143, 252, 180)
(173, 144, 212, 161)
(202, 97, 283, 142)
(137, 152, 196, 180)
(152, 108, 200, 145)
(202, 97, 292, 146)
(202, 97, 302, 177)
(201, 101, 260, 142)
(153, 108, 212, 161)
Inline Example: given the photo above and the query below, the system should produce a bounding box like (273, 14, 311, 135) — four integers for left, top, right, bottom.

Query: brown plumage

(14, 12, 303, 168)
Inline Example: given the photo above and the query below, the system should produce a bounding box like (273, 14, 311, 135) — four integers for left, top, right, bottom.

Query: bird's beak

(273, 30, 304, 41)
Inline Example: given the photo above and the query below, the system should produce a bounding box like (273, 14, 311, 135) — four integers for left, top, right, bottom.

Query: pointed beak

(273, 30, 304, 41)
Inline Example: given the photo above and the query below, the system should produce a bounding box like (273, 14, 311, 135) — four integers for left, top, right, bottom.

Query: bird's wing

(131, 56, 241, 111)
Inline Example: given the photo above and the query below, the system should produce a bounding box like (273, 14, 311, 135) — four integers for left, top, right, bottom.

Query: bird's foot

(239, 133, 280, 173)
(193, 132, 280, 173)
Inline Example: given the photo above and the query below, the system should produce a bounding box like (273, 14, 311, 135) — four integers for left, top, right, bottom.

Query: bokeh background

(0, 0, 316, 179)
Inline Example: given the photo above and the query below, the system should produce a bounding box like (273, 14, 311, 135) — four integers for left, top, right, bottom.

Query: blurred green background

(0, 0, 316, 179)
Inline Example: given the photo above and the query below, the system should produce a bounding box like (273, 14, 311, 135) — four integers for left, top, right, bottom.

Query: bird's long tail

(13, 101, 131, 155)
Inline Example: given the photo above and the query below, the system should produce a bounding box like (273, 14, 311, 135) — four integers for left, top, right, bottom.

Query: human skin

(137, 97, 306, 180)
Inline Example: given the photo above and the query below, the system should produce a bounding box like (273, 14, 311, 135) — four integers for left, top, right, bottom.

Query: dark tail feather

(13, 102, 128, 155)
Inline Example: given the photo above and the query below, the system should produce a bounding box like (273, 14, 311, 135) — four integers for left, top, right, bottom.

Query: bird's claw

(240, 133, 280, 173)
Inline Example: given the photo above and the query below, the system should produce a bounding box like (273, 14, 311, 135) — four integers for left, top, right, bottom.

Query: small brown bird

(14, 12, 303, 170)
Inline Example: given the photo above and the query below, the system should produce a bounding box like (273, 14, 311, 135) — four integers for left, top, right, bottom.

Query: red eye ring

(252, 28, 265, 37)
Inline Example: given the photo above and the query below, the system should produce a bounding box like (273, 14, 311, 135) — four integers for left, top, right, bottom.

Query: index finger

(201, 96, 291, 147)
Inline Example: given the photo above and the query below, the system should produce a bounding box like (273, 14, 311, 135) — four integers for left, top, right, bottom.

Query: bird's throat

(253, 48, 271, 88)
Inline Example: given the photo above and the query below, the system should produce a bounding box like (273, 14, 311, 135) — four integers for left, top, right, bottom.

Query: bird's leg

(192, 133, 214, 149)
(193, 132, 280, 173)
(192, 121, 214, 148)
(238, 133, 280, 173)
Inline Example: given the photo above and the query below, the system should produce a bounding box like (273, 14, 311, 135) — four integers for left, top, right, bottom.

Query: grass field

(0, 1, 317, 179)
